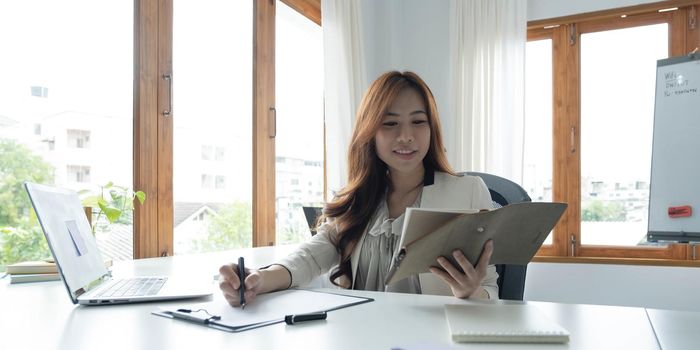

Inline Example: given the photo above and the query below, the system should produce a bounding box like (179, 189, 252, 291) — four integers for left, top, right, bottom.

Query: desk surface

(1, 245, 696, 350)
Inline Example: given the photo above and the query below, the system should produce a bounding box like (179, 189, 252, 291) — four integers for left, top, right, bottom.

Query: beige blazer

(275, 172, 500, 299)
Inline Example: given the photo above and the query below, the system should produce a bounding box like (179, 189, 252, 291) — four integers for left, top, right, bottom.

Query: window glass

(173, 0, 253, 254)
(275, 2, 325, 244)
(0, 0, 133, 268)
(524, 38, 554, 244)
(580, 24, 668, 246)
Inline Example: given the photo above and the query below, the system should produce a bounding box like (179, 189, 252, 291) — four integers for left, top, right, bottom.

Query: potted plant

(79, 182, 146, 234)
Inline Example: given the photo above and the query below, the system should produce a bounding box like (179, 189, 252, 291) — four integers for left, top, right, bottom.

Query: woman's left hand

(429, 240, 493, 299)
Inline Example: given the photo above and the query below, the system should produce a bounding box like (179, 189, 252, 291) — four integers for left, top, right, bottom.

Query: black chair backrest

(302, 206, 323, 236)
(464, 171, 531, 301)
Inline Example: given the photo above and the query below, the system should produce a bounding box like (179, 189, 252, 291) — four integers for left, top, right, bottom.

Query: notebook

(24, 182, 213, 305)
(444, 303, 570, 343)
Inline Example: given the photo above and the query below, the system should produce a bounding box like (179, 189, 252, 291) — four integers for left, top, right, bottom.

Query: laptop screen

(25, 182, 108, 302)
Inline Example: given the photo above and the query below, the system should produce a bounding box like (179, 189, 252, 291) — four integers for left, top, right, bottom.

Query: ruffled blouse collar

(366, 189, 423, 238)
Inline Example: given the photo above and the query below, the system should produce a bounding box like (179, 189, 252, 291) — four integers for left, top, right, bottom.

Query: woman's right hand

(218, 263, 263, 307)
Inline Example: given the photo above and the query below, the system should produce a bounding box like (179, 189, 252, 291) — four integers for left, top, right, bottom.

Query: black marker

(285, 311, 327, 325)
(237, 256, 247, 309)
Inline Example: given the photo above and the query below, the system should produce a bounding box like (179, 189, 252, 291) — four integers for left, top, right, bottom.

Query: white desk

(646, 308, 700, 350)
(0, 245, 693, 350)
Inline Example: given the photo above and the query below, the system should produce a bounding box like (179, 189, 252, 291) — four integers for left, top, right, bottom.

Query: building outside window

(67, 165, 91, 183)
(67, 129, 90, 149)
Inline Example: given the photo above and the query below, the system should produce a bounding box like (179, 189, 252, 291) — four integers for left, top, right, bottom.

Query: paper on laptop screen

(26, 183, 108, 298)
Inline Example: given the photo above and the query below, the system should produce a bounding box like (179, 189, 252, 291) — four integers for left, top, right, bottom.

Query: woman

(219, 71, 498, 306)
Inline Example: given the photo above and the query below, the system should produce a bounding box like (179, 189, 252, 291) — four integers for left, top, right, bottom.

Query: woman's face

(374, 87, 431, 176)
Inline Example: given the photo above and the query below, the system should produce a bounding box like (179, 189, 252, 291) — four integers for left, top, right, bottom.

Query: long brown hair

(324, 71, 455, 287)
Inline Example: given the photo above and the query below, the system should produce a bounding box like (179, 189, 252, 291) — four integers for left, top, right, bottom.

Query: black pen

(285, 311, 327, 325)
(237, 256, 247, 309)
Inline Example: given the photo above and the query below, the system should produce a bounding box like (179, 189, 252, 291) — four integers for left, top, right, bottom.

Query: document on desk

(152, 289, 373, 332)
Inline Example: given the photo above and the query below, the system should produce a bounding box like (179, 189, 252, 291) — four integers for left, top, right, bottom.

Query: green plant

(79, 182, 146, 234)
(191, 201, 252, 253)
(0, 138, 55, 268)
(581, 200, 627, 222)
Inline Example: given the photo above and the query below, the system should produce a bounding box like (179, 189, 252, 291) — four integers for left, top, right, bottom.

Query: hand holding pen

(218, 257, 262, 308)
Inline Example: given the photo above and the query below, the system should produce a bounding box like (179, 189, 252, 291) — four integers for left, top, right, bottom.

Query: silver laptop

(25, 182, 213, 305)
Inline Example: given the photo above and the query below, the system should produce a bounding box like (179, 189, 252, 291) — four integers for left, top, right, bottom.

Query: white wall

(527, 0, 661, 21)
(355, 0, 700, 311)
(525, 262, 700, 312)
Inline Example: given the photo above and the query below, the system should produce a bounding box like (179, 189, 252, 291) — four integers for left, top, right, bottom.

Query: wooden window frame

(253, 0, 276, 247)
(280, 0, 321, 25)
(529, 1, 700, 265)
(133, 0, 322, 257)
(134, 0, 172, 258)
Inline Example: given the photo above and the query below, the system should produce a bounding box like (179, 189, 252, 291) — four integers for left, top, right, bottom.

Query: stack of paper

(5, 258, 112, 284)
(6, 260, 60, 284)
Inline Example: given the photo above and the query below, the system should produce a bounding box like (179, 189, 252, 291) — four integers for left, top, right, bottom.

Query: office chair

(464, 171, 531, 301)
(302, 206, 324, 236)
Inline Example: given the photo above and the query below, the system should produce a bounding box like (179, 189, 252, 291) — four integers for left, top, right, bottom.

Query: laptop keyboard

(95, 277, 167, 298)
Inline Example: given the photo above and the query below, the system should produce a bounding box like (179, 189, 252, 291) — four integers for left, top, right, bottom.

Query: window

(30, 86, 49, 98)
(215, 175, 226, 189)
(173, 0, 253, 254)
(0, 0, 133, 269)
(201, 174, 214, 189)
(524, 35, 554, 245)
(130, 0, 321, 257)
(275, 1, 324, 245)
(215, 146, 225, 161)
(67, 129, 91, 149)
(201, 145, 213, 160)
(579, 24, 666, 246)
(528, 2, 699, 262)
(67, 165, 91, 183)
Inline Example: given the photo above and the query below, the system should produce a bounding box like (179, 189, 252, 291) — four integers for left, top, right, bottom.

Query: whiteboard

(647, 54, 700, 242)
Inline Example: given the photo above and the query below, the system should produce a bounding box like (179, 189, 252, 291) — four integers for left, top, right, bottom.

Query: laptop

(24, 182, 213, 305)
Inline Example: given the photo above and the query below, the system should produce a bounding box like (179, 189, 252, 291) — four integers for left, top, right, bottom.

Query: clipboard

(385, 202, 567, 285)
(152, 289, 373, 332)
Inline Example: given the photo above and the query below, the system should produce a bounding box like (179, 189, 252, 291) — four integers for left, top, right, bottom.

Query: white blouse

(353, 191, 423, 293)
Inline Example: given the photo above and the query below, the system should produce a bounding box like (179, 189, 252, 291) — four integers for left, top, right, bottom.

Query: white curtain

(450, 0, 526, 183)
(322, 0, 367, 196)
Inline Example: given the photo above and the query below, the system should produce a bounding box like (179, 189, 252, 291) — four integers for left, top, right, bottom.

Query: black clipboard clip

(169, 308, 221, 324)
(152, 307, 283, 333)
